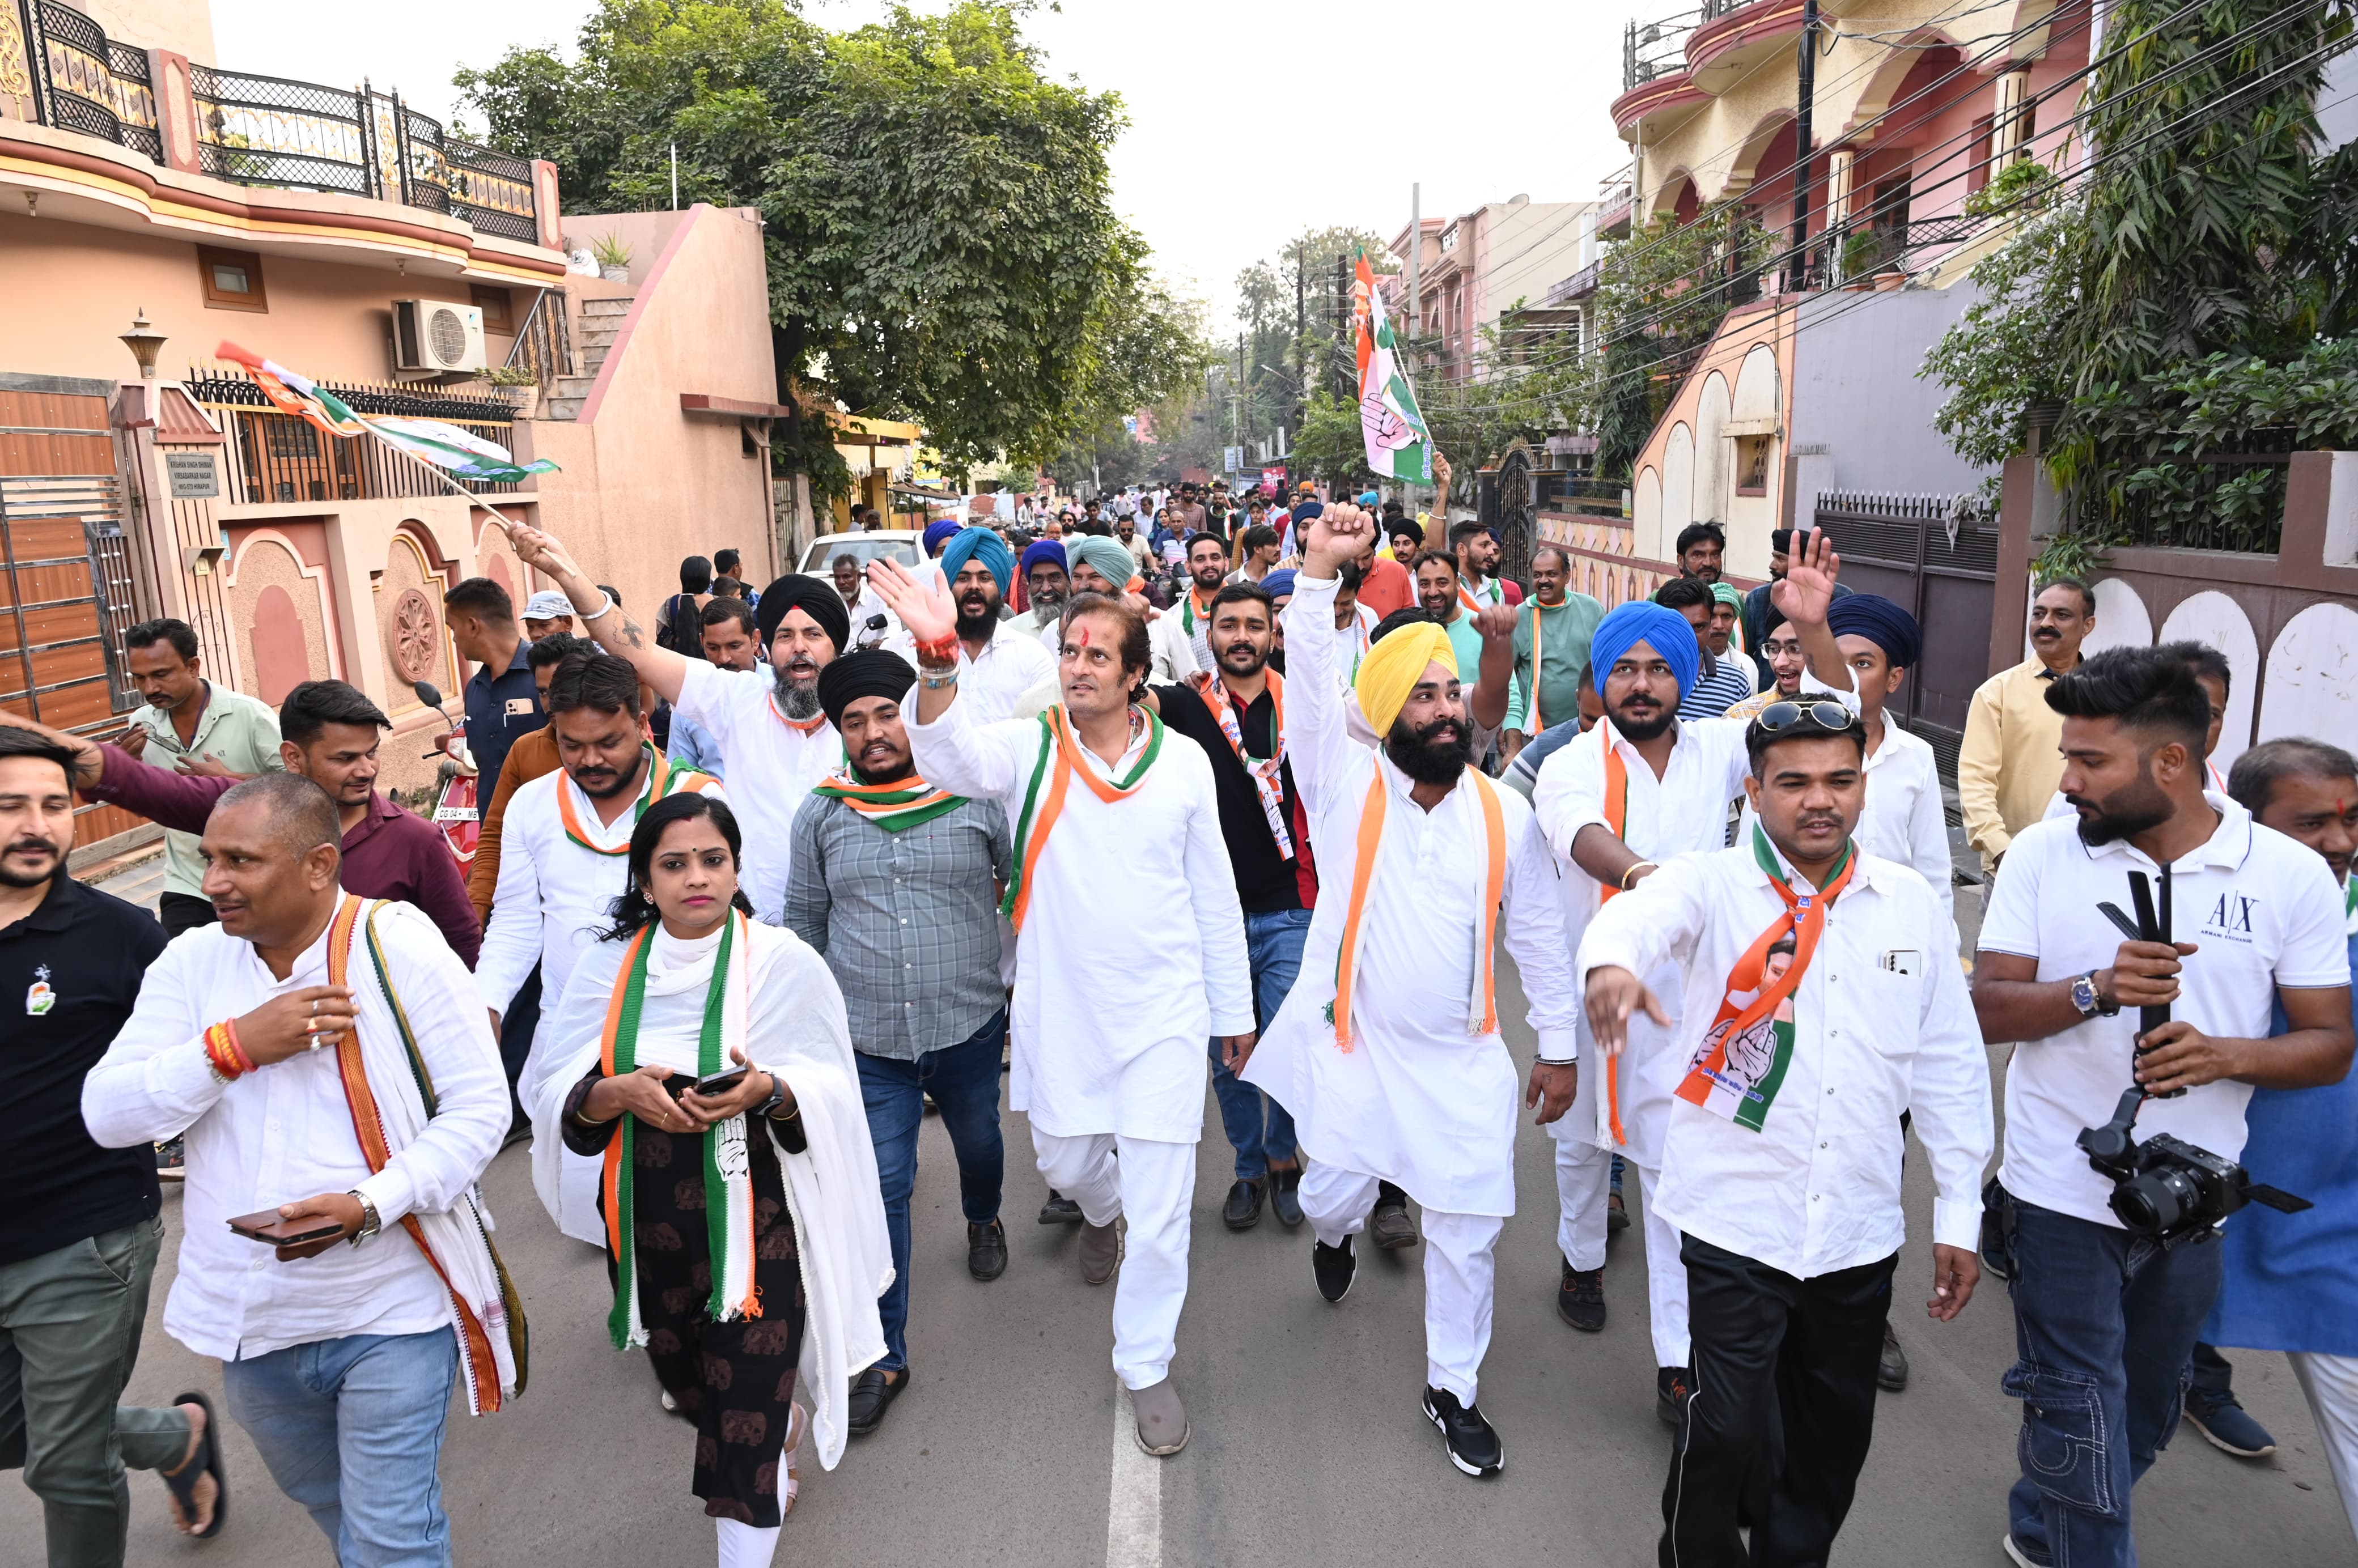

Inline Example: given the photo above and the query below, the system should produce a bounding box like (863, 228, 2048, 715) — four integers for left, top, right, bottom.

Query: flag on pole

(1352, 250, 1432, 484)
(218, 342, 557, 485)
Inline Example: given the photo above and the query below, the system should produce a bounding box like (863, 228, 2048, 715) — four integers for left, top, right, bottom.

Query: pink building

(0, 0, 783, 855)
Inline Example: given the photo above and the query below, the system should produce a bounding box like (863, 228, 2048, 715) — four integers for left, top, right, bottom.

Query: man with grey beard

(504, 522, 846, 925)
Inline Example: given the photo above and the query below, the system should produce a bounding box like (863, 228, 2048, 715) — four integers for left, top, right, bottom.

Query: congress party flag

(218, 342, 557, 486)
(1351, 251, 1432, 484)
(217, 342, 364, 438)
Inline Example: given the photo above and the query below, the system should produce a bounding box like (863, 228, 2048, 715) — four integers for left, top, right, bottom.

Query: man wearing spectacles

(1530, 533, 1856, 1427)
(1580, 695, 1991, 1568)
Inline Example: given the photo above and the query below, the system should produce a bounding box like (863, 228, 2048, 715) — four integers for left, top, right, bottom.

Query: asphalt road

(5, 943, 2353, 1567)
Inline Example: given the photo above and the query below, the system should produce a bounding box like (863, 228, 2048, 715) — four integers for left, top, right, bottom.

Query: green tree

(1924, 0, 2358, 551)
(456, 0, 1207, 481)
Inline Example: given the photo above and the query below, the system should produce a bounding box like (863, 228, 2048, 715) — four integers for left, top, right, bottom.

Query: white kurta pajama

(909, 687, 1252, 1391)
(1246, 572, 1580, 1405)
(477, 758, 726, 1243)
(1529, 674, 1855, 1368)
(671, 658, 842, 925)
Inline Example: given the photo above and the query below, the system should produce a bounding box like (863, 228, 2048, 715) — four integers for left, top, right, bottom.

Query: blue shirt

(463, 640, 541, 791)
(668, 713, 727, 779)
(2204, 925, 2358, 1357)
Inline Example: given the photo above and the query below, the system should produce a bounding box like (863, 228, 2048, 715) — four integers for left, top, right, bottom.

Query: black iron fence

(15, 3, 545, 241)
(1623, 7, 1702, 89)
(185, 367, 528, 505)
(2067, 447, 2294, 555)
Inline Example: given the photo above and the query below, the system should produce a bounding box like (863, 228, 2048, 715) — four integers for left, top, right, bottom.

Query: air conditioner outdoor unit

(392, 300, 488, 373)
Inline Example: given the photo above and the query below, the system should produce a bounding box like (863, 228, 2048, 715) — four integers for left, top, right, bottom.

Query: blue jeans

(1210, 908, 1310, 1182)
(2000, 1191, 2224, 1568)
(858, 1009, 1008, 1372)
(220, 1331, 458, 1567)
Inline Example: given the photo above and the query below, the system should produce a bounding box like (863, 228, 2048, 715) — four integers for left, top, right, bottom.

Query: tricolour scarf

(1002, 705, 1164, 930)
(324, 895, 525, 1414)
(810, 767, 965, 831)
(1189, 670, 1292, 860)
(597, 911, 760, 1349)
(1181, 584, 1218, 636)
(1594, 736, 1634, 1145)
(769, 692, 829, 735)
(557, 749, 715, 855)
(1674, 824, 1856, 1131)
(1328, 764, 1505, 1049)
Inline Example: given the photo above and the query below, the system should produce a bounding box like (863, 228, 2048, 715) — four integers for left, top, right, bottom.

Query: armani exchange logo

(2202, 890, 2259, 944)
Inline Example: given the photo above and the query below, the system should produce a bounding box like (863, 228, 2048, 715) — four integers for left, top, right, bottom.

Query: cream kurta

(909, 694, 1252, 1142)
(1244, 573, 1580, 1219)
(476, 757, 726, 1242)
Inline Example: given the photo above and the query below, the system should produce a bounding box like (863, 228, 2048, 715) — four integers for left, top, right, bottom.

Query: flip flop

(782, 1403, 807, 1518)
(161, 1389, 227, 1539)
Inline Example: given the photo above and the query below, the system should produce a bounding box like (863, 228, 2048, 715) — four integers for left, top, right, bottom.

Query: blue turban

(1019, 539, 1067, 578)
(1827, 592, 1923, 670)
(1067, 534, 1139, 591)
(922, 519, 961, 556)
(1259, 569, 1298, 600)
(1590, 600, 1700, 698)
(940, 525, 1013, 596)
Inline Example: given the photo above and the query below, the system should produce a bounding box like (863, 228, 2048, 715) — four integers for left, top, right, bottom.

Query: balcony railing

(185, 367, 530, 505)
(14, 2, 545, 241)
(1624, 7, 1702, 89)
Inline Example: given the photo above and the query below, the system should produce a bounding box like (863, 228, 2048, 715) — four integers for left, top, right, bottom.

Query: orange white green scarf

(1189, 670, 1292, 860)
(1328, 764, 1505, 1049)
(1594, 737, 1634, 1145)
(597, 911, 760, 1349)
(557, 748, 715, 855)
(1676, 824, 1857, 1131)
(1002, 706, 1164, 930)
(810, 768, 964, 832)
(1181, 584, 1219, 636)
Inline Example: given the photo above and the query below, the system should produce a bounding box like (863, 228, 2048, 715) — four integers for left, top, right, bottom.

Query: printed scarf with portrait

(1190, 670, 1293, 860)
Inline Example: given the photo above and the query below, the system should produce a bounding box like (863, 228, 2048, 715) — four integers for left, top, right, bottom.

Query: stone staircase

(544, 294, 633, 420)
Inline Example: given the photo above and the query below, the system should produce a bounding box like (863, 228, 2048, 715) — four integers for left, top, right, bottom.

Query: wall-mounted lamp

(119, 309, 168, 380)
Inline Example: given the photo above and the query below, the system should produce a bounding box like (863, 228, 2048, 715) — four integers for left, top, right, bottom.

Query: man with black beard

(1178, 532, 1232, 670)
(506, 520, 840, 927)
(1143, 583, 1314, 1233)
(476, 651, 726, 1242)
(1242, 502, 1580, 1480)
(894, 526, 1051, 725)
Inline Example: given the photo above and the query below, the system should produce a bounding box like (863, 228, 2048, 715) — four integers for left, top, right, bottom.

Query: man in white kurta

(477, 662, 724, 1243)
(881, 563, 1250, 1456)
(1244, 514, 1579, 1478)
(1530, 569, 1855, 1420)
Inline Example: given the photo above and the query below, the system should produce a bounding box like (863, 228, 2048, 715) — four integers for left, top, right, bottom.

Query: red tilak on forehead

(1074, 624, 1091, 647)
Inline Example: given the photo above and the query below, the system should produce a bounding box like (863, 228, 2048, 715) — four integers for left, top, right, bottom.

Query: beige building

(1, 0, 783, 851)
(1386, 196, 1605, 384)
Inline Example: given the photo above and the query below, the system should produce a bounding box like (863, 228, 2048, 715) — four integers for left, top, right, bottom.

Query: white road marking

(1105, 1383, 1163, 1568)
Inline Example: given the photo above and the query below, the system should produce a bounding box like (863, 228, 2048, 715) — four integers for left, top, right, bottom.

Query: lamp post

(119, 309, 168, 380)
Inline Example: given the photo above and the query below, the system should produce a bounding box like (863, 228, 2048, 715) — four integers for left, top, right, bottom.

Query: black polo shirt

(1152, 679, 1317, 915)
(463, 638, 542, 791)
(0, 874, 168, 1265)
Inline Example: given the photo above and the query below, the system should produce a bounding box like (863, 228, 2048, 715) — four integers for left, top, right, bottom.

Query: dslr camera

(2077, 1086, 2309, 1248)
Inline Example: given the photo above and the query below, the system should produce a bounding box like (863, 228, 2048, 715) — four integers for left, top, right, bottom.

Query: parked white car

(795, 530, 924, 577)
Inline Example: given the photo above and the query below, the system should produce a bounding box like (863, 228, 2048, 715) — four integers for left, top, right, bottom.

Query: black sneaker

(1038, 1191, 1083, 1225)
(155, 1138, 185, 1183)
(1312, 1235, 1356, 1303)
(1222, 1178, 1265, 1231)
(1421, 1386, 1503, 1477)
(967, 1218, 1007, 1282)
(1657, 1365, 1694, 1426)
(1556, 1260, 1606, 1332)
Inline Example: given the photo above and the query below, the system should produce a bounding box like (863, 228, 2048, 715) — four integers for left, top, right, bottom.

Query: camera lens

(2114, 1171, 2190, 1236)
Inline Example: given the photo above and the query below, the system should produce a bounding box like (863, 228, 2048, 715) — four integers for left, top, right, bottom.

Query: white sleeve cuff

(1932, 1194, 1982, 1255)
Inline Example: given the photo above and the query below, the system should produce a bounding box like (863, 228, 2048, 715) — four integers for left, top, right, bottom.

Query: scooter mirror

(412, 680, 443, 709)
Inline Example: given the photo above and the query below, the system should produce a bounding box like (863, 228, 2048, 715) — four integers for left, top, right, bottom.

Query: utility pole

(1334, 252, 1350, 396)
(1788, 0, 1819, 287)
(1406, 181, 1422, 509)
(1234, 332, 1246, 469)
(1293, 249, 1306, 455)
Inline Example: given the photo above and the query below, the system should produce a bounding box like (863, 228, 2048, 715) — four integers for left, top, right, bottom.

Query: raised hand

(868, 558, 956, 651)
(1771, 529, 1842, 628)
(1471, 602, 1519, 643)
(1300, 503, 1374, 581)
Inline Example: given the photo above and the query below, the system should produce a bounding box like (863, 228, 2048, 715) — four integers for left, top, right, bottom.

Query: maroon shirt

(90, 746, 483, 968)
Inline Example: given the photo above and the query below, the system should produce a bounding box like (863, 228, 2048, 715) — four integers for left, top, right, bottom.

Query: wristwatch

(2069, 971, 2121, 1019)
(757, 1071, 792, 1121)
(346, 1191, 383, 1246)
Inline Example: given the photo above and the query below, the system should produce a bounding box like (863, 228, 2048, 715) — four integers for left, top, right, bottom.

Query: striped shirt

(1680, 649, 1757, 721)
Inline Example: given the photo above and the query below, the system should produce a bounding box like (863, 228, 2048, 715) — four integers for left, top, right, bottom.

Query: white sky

(210, 0, 1635, 329)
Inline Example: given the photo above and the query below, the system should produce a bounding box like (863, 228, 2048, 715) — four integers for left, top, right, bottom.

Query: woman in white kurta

(875, 559, 1251, 1458)
(533, 792, 888, 1568)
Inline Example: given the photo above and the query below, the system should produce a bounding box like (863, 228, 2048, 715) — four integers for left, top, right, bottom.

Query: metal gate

(1478, 445, 1538, 588)
(0, 474, 142, 728)
(1812, 491, 1998, 783)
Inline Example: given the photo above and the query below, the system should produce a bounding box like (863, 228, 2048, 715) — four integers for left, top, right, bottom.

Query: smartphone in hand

(693, 1065, 751, 1097)
(226, 1208, 346, 1246)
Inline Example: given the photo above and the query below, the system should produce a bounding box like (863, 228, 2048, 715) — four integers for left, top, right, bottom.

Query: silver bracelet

(918, 664, 961, 689)
(580, 590, 616, 620)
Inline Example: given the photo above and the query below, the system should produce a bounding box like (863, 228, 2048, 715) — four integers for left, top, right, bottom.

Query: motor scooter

(410, 679, 480, 865)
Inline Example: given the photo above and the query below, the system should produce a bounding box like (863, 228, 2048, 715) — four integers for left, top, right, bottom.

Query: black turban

(816, 649, 916, 730)
(757, 573, 851, 652)
(1826, 593, 1924, 670)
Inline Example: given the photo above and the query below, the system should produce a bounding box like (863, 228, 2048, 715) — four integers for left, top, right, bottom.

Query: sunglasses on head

(1750, 699, 1857, 737)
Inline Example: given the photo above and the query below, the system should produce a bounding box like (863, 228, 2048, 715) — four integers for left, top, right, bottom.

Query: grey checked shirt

(784, 791, 1012, 1061)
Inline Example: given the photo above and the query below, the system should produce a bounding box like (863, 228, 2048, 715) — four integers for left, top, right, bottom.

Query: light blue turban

(939, 525, 1013, 596)
(1590, 600, 1700, 698)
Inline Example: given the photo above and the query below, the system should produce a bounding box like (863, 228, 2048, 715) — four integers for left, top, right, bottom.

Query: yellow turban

(1354, 622, 1458, 735)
